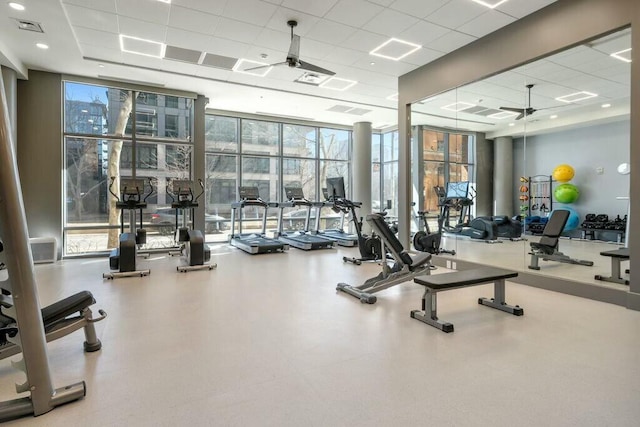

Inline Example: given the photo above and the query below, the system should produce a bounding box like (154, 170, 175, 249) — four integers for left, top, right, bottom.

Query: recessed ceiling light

(550, 115, 558, 119)
(441, 102, 476, 112)
(294, 72, 328, 86)
(36, 42, 49, 49)
(156, 0, 171, 3)
(98, 64, 105, 68)
(488, 111, 519, 119)
(8, 2, 25, 11)
(555, 91, 598, 103)
(119, 34, 165, 58)
(471, 0, 509, 9)
(508, 123, 515, 127)
(610, 48, 632, 63)
(369, 38, 422, 61)
(602, 103, 612, 108)
(232, 58, 272, 77)
(319, 77, 358, 91)
(370, 62, 375, 66)
(387, 93, 398, 101)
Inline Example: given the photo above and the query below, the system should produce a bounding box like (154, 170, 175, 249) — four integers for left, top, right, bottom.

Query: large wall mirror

(409, 27, 631, 291)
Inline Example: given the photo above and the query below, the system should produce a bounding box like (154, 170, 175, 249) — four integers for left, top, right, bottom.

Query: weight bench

(595, 248, 629, 285)
(529, 210, 593, 270)
(337, 213, 432, 304)
(0, 290, 106, 360)
(411, 267, 523, 333)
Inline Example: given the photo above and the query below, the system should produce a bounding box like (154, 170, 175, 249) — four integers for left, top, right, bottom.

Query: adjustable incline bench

(337, 213, 432, 304)
(412, 267, 523, 333)
(595, 248, 629, 285)
(528, 210, 593, 270)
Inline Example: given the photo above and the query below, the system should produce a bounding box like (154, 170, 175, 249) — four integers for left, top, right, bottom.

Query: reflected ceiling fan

(245, 20, 336, 76)
(500, 84, 559, 120)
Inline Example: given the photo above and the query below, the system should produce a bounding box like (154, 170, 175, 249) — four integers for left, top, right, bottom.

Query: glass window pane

(449, 133, 470, 163)
(206, 115, 238, 153)
(283, 124, 316, 158)
(423, 161, 445, 213)
(372, 133, 381, 162)
(282, 158, 316, 201)
(241, 120, 280, 156)
(105, 89, 135, 137)
(242, 156, 279, 201)
(383, 162, 398, 217)
(205, 154, 236, 243)
(319, 128, 349, 160)
(383, 131, 399, 162)
(372, 162, 381, 210)
(423, 129, 445, 161)
(64, 82, 111, 136)
(135, 92, 192, 141)
(120, 142, 158, 170)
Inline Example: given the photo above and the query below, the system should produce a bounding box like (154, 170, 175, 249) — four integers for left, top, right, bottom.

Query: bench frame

(411, 269, 523, 333)
(595, 249, 629, 285)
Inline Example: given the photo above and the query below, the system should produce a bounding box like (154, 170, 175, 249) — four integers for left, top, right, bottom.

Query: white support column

(493, 136, 514, 215)
(353, 122, 372, 234)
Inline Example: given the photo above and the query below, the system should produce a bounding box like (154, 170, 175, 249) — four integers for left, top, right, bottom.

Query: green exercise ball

(554, 183, 579, 203)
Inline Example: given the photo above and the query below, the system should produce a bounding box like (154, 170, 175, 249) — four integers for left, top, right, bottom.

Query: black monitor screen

(171, 180, 193, 196)
(326, 177, 346, 200)
(121, 178, 146, 196)
(445, 181, 469, 199)
(238, 186, 260, 200)
(285, 187, 305, 200)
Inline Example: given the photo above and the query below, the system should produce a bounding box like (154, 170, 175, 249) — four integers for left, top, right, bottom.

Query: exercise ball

(552, 164, 575, 182)
(554, 183, 579, 203)
(553, 207, 580, 231)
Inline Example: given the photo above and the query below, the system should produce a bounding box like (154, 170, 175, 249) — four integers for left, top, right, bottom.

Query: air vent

(326, 105, 353, 113)
(346, 108, 372, 116)
(164, 45, 202, 64)
(201, 53, 238, 70)
(294, 72, 329, 86)
(14, 19, 44, 33)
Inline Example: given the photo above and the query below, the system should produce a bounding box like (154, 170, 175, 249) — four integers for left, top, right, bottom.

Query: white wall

(513, 119, 630, 223)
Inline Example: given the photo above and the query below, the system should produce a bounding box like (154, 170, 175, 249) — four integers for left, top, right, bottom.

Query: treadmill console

(238, 186, 261, 201)
(285, 187, 305, 201)
(120, 178, 146, 196)
(171, 180, 193, 197)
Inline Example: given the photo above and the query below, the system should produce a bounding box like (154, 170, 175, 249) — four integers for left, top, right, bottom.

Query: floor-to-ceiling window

(63, 82, 194, 255)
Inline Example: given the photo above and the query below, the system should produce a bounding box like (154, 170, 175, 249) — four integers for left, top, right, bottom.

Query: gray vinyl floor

(1, 242, 639, 426)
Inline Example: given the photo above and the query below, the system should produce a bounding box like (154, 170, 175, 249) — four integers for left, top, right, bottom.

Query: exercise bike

(413, 210, 456, 255)
(338, 198, 383, 265)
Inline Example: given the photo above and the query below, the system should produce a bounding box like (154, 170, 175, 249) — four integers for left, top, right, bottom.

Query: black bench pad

(414, 267, 518, 290)
(41, 290, 95, 326)
(600, 248, 629, 259)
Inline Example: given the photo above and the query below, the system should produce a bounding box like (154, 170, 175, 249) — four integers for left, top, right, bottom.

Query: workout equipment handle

(195, 178, 205, 202)
(108, 176, 120, 202)
(143, 177, 155, 203)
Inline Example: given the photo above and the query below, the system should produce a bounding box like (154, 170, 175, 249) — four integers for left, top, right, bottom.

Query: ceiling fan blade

(297, 60, 336, 76)
(500, 107, 526, 113)
(243, 62, 287, 72)
(515, 112, 525, 120)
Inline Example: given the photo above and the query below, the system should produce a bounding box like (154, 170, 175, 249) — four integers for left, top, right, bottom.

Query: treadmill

(229, 186, 288, 254)
(275, 187, 336, 250)
(312, 188, 359, 247)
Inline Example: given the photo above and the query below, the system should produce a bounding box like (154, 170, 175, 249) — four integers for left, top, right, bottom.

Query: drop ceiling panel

(208, 37, 252, 58)
(80, 43, 122, 63)
(353, 57, 415, 76)
(168, 6, 219, 36)
(266, 7, 320, 36)
(428, 30, 477, 53)
(457, 10, 516, 38)
(63, 0, 116, 14)
(244, 46, 287, 63)
(200, 53, 238, 70)
(322, 46, 367, 66)
(305, 20, 358, 46)
(214, 18, 263, 45)
(63, 4, 118, 33)
(73, 27, 120, 50)
(389, 0, 447, 19)
(222, 0, 279, 26)
(299, 38, 335, 61)
(425, 0, 487, 29)
(399, 20, 449, 46)
(172, 0, 227, 15)
(115, 0, 170, 26)
(341, 30, 388, 53)
(254, 27, 293, 52)
(496, 0, 557, 19)
(362, 8, 420, 37)
(324, 0, 384, 28)
(399, 47, 444, 66)
(368, 0, 395, 6)
(165, 28, 213, 52)
(280, 0, 340, 18)
(117, 16, 167, 42)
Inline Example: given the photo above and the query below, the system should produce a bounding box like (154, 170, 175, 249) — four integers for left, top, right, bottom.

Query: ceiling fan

(500, 84, 555, 120)
(245, 20, 336, 76)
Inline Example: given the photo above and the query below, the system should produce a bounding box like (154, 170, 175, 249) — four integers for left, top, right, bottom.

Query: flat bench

(595, 248, 629, 285)
(411, 267, 523, 333)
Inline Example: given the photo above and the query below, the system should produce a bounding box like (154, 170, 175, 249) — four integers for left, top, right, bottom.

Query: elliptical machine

(413, 207, 456, 255)
(104, 177, 152, 279)
(167, 179, 216, 272)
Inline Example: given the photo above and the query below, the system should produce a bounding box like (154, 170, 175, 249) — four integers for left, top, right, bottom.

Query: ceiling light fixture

(441, 102, 476, 112)
(319, 77, 358, 91)
(555, 91, 598, 103)
(119, 34, 166, 58)
(610, 48, 632, 63)
(471, 0, 509, 9)
(156, 0, 171, 3)
(550, 115, 558, 119)
(370, 38, 422, 61)
(232, 58, 273, 77)
(387, 93, 398, 101)
(508, 123, 515, 127)
(35, 42, 49, 49)
(602, 103, 612, 108)
(488, 111, 519, 119)
(8, 2, 25, 11)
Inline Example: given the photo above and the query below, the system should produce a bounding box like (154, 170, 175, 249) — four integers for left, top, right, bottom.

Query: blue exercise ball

(552, 206, 580, 231)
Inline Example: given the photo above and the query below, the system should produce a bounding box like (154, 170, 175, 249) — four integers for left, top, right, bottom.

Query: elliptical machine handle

(108, 176, 120, 202)
(143, 177, 155, 203)
(166, 179, 176, 203)
(195, 178, 205, 202)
